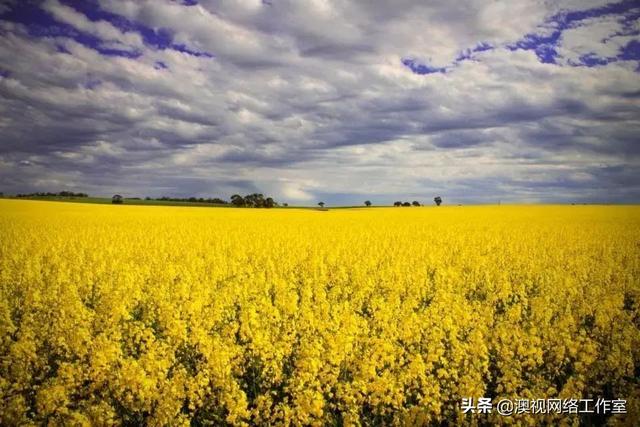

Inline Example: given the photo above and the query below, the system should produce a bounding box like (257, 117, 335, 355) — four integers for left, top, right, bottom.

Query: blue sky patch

(0, 1, 213, 59)
(620, 39, 640, 60)
(511, 0, 640, 66)
(1, 2, 141, 57)
(401, 58, 446, 74)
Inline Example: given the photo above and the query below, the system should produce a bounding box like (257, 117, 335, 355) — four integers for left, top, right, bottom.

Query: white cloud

(0, 0, 638, 203)
(557, 14, 632, 64)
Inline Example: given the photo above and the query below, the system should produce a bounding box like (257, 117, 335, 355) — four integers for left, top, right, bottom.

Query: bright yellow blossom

(0, 200, 638, 425)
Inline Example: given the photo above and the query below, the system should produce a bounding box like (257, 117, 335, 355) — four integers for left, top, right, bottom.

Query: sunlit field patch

(0, 200, 638, 425)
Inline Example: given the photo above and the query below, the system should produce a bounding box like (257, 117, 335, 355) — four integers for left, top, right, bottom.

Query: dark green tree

(231, 194, 245, 207)
(243, 193, 266, 208)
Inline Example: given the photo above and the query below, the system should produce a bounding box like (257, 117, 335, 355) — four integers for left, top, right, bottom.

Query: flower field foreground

(0, 199, 638, 426)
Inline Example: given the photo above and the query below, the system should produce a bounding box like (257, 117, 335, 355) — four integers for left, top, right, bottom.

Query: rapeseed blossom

(0, 200, 638, 425)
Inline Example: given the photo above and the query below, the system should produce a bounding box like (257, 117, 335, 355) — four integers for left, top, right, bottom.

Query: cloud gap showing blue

(154, 61, 168, 70)
(402, 43, 494, 75)
(402, 0, 640, 75)
(401, 58, 446, 75)
(0, 1, 140, 58)
(511, 0, 640, 67)
(0, 0, 214, 59)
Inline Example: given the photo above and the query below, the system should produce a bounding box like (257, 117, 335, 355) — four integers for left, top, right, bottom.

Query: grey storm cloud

(0, 0, 639, 203)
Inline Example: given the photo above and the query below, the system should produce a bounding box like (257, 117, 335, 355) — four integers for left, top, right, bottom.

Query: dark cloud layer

(0, 0, 639, 204)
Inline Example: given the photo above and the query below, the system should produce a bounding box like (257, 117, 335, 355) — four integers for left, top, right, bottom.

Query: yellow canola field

(0, 199, 638, 426)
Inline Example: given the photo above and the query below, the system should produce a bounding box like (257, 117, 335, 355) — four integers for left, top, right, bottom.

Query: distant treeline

(150, 196, 229, 204)
(393, 201, 421, 207)
(230, 193, 277, 208)
(147, 193, 278, 208)
(16, 191, 89, 198)
(393, 197, 442, 206)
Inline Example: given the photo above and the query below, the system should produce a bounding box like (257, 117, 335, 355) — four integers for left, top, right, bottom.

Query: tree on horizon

(231, 194, 245, 206)
(265, 197, 276, 208)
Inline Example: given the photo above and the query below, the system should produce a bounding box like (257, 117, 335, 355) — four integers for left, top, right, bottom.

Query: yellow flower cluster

(0, 200, 638, 426)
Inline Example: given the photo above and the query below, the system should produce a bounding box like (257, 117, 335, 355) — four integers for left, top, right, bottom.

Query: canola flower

(0, 199, 638, 426)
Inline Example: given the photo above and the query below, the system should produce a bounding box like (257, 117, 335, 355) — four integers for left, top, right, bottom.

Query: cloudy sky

(0, 0, 639, 205)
